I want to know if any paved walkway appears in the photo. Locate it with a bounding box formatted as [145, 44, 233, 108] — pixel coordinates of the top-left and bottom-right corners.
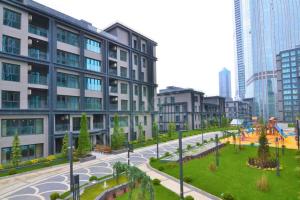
[0, 131, 224, 200]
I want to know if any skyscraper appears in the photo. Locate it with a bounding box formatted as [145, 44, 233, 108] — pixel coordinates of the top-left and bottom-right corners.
[234, 0, 300, 119]
[219, 68, 232, 101]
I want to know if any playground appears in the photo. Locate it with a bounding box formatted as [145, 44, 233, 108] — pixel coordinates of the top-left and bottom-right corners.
[225, 117, 299, 149]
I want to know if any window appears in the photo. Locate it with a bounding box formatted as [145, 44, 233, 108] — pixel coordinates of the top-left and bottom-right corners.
[121, 100, 128, 111]
[2, 35, 20, 55]
[121, 83, 128, 94]
[143, 86, 147, 97]
[85, 57, 101, 72]
[57, 27, 79, 46]
[85, 97, 102, 110]
[175, 105, 180, 112]
[133, 39, 137, 49]
[142, 43, 146, 53]
[57, 50, 79, 68]
[119, 116, 128, 127]
[141, 101, 145, 111]
[120, 50, 127, 62]
[171, 97, 175, 103]
[1, 143, 43, 164]
[56, 95, 79, 110]
[176, 115, 180, 122]
[142, 57, 147, 68]
[2, 91, 20, 109]
[133, 54, 138, 65]
[134, 85, 139, 96]
[120, 67, 128, 78]
[135, 116, 139, 125]
[85, 77, 101, 91]
[141, 72, 144, 81]
[73, 117, 90, 131]
[144, 116, 147, 125]
[85, 38, 101, 53]
[57, 72, 79, 88]
[3, 8, 21, 29]
[132, 69, 136, 80]
[133, 100, 137, 111]
[1, 118, 43, 137]
[2, 62, 20, 82]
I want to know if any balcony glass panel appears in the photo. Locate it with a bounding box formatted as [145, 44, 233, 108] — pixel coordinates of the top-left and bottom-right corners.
[28, 48, 48, 60]
[29, 24, 48, 37]
[28, 72, 48, 85]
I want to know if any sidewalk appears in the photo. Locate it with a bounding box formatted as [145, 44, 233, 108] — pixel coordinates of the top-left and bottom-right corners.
[138, 163, 220, 200]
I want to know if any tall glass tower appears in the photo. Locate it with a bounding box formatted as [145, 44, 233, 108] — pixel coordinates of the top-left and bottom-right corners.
[234, 0, 300, 119]
[219, 68, 232, 101]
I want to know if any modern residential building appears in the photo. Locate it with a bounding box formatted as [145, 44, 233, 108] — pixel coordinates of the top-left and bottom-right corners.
[203, 96, 226, 127]
[233, 0, 300, 119]
[157, 86, 204, 131]
[219, 67, 232, 101]
[0, 0, 157, 163]
[225, 100, 252, 121]
[277, 47, 300, 123]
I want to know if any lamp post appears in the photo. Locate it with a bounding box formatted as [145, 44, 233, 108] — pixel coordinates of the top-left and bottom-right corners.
[127, 142, 133, 166]
[215, 134, 219, 167]
[297, 119, 300, 150]
[156, 131, 159, 159]
[178, 130, 184, 200]
[68, 131, 74, 193]
[275, 137, 280, 177]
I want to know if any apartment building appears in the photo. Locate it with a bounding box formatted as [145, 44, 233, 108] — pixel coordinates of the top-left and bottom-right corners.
[277, 47, 300, 123]
[0, 0, 157, 163]
[203, 96, 226, 126]
[225, 100, 252, 121]
[157, 86, 204, 131]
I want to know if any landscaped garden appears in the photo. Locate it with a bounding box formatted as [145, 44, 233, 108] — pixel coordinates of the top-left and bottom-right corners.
[150, 144, 300, 200]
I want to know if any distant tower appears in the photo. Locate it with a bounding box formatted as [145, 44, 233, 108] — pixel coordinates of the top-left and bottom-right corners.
[219, 68, 232, 101]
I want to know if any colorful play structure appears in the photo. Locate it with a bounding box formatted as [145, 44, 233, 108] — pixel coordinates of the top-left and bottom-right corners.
[226, 117, 298, 149]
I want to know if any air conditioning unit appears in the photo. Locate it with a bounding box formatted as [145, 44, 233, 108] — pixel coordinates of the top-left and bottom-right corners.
[28, 64, 32, 71]
[28, 89, 32, 95]
[28, 39, 32, 45]
[28, 14, 33, 22]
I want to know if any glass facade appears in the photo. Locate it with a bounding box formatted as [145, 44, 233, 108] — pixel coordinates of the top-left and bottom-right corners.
[2, 62, 20, 82]
[57, 27, 79, 46]
[85, 57, 101, 72]
[1, 118, 43, 136]
[85, 97, 102, 110]
[3, 8, 21, 29]
[56, 95, 79, 110]
[57, 50, 80, 68]
[2, 90, 20, 109]
[219, 68, 231, 100]
[85, 38, 101, 53]
[85, 77, 101, 91]
[234, 0, 300, 119]
[57, 72, 79, 88]
[2, 35, 20, 55]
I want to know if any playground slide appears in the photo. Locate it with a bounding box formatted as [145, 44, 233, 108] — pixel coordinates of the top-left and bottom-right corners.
[275, 125, 288, 138]
[247, 128, 254, 133]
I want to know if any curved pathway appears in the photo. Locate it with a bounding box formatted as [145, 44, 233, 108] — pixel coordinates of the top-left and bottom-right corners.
[0, 131, 224, 200]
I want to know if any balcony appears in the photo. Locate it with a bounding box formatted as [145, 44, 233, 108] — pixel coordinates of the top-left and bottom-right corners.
[109, 103, 118, 111]
[55, 124, 70, 132]
[29, 24, 48, 37]
[109, 86, 118, 93]
[28, 98, 48, 109]
[28, 48, 48, 60]
[109, 44, 117, 59]
[93, 122, 104, 129]
[109, 51, 117, 59]
[109, 67, 118, 76]
[28, 73, 48, 85]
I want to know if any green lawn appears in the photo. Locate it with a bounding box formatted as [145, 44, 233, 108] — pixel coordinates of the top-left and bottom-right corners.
[151, 145, 300, 200]
[81, 176, 127, 200]
[116, 184, 179, 200]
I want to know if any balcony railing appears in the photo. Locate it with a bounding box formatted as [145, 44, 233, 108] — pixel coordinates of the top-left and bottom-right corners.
[55, 124, 70, 132]
[28, 73, 48, 85]
[93, 122, 104, 129]
[56, 102, 79, 110]
[109, 104, 118, 111]
[109, 68, 118, 76]
[28, 48, 48, 60]
[29, 24, 48, 37]
[109, 86, 118, 93]
[109, 51, 117, 59]
[28, 99, 48, 109]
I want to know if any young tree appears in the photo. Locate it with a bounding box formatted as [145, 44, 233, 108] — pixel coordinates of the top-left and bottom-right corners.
[11, 133, 21, 167]
[111, 114, 126, 150]
[167, 122, 176, 138]
[138, 123, 145, 143]
[152, 121, 159, 140]
[61, 132, 69, 158]
[258, 126, 270, 162]
[77, 113, 91, 157]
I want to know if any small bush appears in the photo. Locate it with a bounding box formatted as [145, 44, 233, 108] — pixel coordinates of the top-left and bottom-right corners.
[158, 166, 165, 171]
[196, 142, 201, 146]
[184, 195, 194, 200]
[183, 176, 192, 183]
[256, 175, 269, 192]
[50, 192, 60, 200]
[89, 176, 98, 182]
[164, 152, 170, 157]
[250, 142, 255, 147]
[0, 164, 3, 170]
[21, 160, 33, 167]
[150, 157, 156, 162]
[46, 155, 56, 162]
[203, 140, 208, 143]
[221, 193, 235, 200]
[31, 159, 39, 164]
[8, 168, 17, 175]
[38, 157, 48, 163]
[186, 144, 192, 150]
[209, 163, 217, 172]
[43, 161, 51, 167]
[152, 178, 161, 185]
[210, 138, 214, 141]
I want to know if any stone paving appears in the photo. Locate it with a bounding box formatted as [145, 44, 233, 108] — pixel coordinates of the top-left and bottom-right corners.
[1, 131, 223, 200]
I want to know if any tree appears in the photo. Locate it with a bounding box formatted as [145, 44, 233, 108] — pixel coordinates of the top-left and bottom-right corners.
[221, 116, 229, 128]
[152, 121, 159, 140]
[167, 122, 176, 138]
[258, 126, 270, 162]
[138, 123, 145, 143]
[111, 114, 126, 150]
[77, 113, 91, 157]
[61, 132, 69, 158]
[11, 133, 21, 167]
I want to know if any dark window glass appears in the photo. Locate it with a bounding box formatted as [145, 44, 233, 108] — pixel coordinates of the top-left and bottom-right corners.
[85, 38, 101, 53]
[57, 27, 79, 46]
[2, 62, 20, 82]
[85, 77, 101, 91]
[121, 83, 128, 94]
[120, 50, 127, 62]
[56, 50, 79, 68]
[85, 97, 102, 110]
[57, 72, 79, 88]
[56, 95, 79, 110]
[2, 35, 20, 55]
[3, 8, 21, 29]
[1, 118, 43, 136]
[1, 90, 20, 108]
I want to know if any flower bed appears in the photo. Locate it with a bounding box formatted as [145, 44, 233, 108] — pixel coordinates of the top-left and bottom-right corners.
[248, 157, 278, 170]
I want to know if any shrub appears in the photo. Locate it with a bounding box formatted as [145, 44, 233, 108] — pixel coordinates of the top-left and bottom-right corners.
[8, 168, 17, 175]
[31, 159, 39, 164]
[152, 178, 161, 185]
[38, 157, 48, 163]
[210, 138, 214, 142]
[20, 160, 32, 167]
[46, 155, 56, 162]
[186, 144, 192, 150]
[183, 176, 192, 183]
[43, 161, 51, 167]
[3, 163, 13, 169]
[184, 195, 194, 200]
[150, 157, 156, 162]
[164, 152, 170, 157]
[89, 176, 98, 182]
[203, 140, 208, 144]
[0, 164, 3, 170]
[209, 163, 217, 172]
[158, 166, 165, 171]
[221, 193, 235, 200]
[196, 142, 201, 147]
[256, 175, 269, 192]
[250, 142, 255, 147]
[50, 192, 60, 200]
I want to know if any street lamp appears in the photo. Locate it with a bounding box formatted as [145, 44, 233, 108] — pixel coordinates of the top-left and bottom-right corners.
[297, 119, 300, 150]
[68, 131, 74, 193]
[127, 142, 133, 166]
[178, 130, 184, 200]
[215, 134, 219, 167]
[275, 137, 280, 177]
[156, 131, 159, 160]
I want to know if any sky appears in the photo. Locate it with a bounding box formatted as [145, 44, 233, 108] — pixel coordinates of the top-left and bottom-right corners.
[35, 0, 236, 97]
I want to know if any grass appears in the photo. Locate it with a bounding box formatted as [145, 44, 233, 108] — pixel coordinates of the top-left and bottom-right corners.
[116, 184, 179, 200]
[151, 145, 300, 200]
[0, 159, 68, 177]
[80, 176, 127, 200]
